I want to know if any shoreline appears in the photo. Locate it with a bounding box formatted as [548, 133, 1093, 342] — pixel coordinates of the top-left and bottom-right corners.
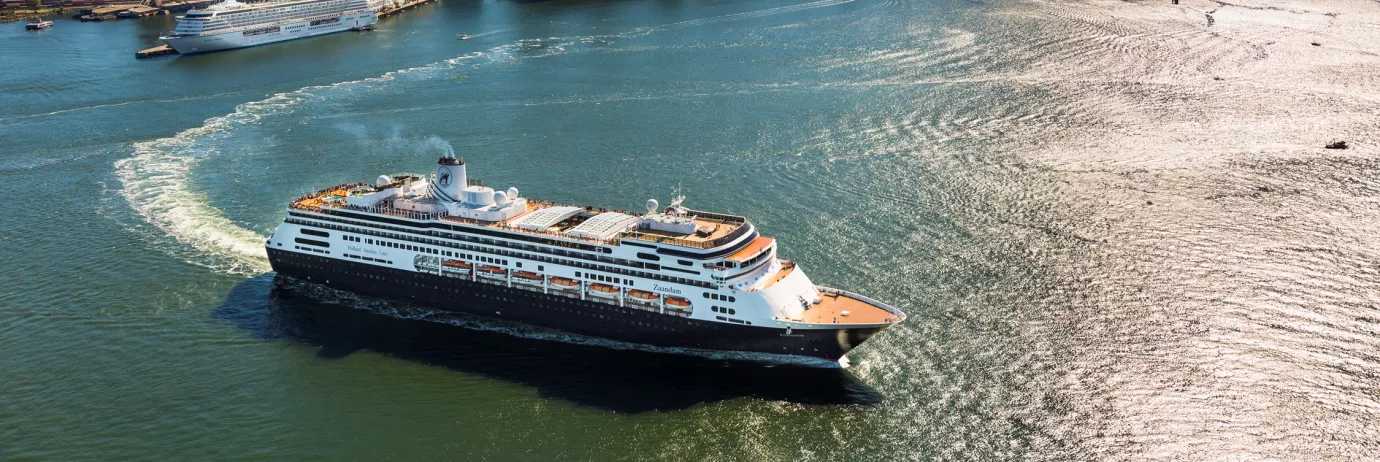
[1, 2, 142, 22]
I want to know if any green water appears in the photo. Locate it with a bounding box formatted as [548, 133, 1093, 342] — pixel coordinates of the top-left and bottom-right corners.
[3, 0, 1379, 459]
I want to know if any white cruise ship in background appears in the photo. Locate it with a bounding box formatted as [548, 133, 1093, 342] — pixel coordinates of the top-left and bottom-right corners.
[161, 0, 380, 54]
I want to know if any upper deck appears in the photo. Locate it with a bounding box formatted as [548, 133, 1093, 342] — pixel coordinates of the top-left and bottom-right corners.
[288, 178, 751, 253]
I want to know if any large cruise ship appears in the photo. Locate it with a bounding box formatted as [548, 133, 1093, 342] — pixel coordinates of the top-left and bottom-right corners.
[265, 151, 906, 361]
[161, 0, 377, 54]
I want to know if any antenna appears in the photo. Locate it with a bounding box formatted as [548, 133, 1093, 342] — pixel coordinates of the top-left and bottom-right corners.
[669, 184, 685, 208]
[665, 185, 688, 219]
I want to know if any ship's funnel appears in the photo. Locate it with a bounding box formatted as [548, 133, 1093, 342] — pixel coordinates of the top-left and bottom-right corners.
[433, 155, 466, 202]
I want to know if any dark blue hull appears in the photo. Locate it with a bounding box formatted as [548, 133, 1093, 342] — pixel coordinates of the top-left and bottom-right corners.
[266, 248, 883, 360]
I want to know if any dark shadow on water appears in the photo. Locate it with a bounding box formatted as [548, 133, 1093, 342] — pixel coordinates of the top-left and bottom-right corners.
[213, 274, 883, 413]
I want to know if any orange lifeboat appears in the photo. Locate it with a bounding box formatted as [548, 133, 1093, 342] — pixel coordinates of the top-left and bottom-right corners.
[665, 297, 690, 307]
[513, 270, 543, 285]
[549, 276, 579, 289]
[477, 265, 507, 279]
[442, 259, 471, 269]
[627, 289, 660, 301]
[588, 283, 619, 298]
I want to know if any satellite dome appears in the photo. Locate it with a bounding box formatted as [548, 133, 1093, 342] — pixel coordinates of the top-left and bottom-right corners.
[376, 175, 393, 187]
[646, 199, 659, 214]
[507, 187, 519, 199]
[493, 191, 509, 206]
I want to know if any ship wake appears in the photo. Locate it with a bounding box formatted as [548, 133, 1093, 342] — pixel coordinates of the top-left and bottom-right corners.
[113, 0, 860, 276]
[114, 52, 491, 275]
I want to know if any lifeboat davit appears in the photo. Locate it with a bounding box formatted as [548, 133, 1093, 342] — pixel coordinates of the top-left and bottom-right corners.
[549, 276, 579, 289]
[478, 265, 507, 279]
[627, 289, 660, 301]
[665, 296, 690, 307]
[588, 283, 619, 298]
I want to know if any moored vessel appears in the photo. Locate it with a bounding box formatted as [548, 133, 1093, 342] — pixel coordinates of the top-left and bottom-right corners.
[160, 0, 378, 54]
[266, 149, 905, 361]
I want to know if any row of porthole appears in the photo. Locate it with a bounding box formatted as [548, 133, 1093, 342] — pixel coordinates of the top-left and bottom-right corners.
[294, 245, 329, 255]
[715, 315, 752, 325]
[290, 253, 720, 331]
[335, 256, 708, 328]
[427, 274, 686, 331]
[344, 246, 663, 314]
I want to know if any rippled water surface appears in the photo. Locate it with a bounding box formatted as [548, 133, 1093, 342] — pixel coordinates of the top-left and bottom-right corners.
[3, 0, 1379, 459]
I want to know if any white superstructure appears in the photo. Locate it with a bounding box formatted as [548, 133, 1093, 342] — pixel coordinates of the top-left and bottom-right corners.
[160, 0, 378, 54]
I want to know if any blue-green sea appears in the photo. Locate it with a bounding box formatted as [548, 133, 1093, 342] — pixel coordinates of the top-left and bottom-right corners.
[3, 0, 1379, 459]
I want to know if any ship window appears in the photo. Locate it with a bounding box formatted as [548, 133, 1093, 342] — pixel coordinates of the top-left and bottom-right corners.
[703, 292, 709, 299]
[295, 237, 329, 247]
[538, 265, 544, 271]
[516, 262, 522, 268]
[729, 296, 736, 302]
[300, 228, 329, 237]
[678, 260, 692, 266]
[575, 272, 581, 277]
[636, 252, 660, 261]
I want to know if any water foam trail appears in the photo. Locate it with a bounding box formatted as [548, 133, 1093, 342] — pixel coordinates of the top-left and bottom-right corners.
[112, 0, 859, 276]
[115, 50, 493, 275]
[456, 28, 513, 40]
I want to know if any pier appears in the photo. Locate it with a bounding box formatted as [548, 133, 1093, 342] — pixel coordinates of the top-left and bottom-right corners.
[135, 44, 176, 59]
[376, 0, 435, 19]
[73, 0, 212, 21]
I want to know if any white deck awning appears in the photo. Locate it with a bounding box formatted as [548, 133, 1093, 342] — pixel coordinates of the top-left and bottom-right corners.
[510, 206, 583, 231]
[566, 212, 639, 240]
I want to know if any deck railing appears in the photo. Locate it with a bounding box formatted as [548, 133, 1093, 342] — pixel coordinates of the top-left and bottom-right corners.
[816, 285, 907, 322]
[624, 221, 753, 250]
[289, 184, 754, 252]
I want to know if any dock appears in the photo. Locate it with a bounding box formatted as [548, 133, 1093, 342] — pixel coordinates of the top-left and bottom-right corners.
[117, 5, 159, 18]
[135, 44, 177, 59]
[377, 0, 436, 19]
[73, 0, 213, 21]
